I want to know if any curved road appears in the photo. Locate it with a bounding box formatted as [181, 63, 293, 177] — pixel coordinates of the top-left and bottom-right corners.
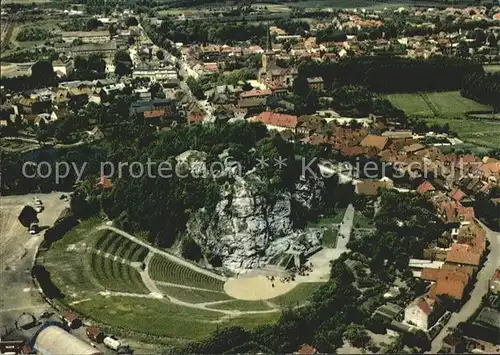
[429, 221, 500, 353]
[97, 225, 227, 281]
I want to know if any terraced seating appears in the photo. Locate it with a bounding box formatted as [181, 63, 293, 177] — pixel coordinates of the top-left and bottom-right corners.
[93, 231, 148, 262]
[89, 253, 149, 294]
[149, 254, 224, 291]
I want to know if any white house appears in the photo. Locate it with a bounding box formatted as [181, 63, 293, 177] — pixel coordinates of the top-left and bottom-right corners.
[404, 296, 443, 330]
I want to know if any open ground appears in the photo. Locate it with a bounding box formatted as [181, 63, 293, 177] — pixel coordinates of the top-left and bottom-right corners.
[0, 192, 69, 328]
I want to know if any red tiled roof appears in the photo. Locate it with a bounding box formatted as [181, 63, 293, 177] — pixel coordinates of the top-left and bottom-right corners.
[417, 181, 435, 195]
[421, 268, 439, 281]
[96, 176, 113, 189]
[143, 109, 165, 119]
[62, 311, 78, 322]
[256, 111, 298, 129]
[240, 89, 272, 99]
[188, 114, 204, 123]
[341, 145, 365, 156]
[360, 134, 388, 150]
[446, 243, 481, 266]
[451, 189, 466, 202]
[416, 297, 434, 315]
[296, 344, 318, 355]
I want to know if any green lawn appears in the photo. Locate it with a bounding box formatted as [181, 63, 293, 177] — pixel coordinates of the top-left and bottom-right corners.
[322, 228, 338, 248]
[424, 91, 490, 116]
[423, 118, 500, 149]
[353, 212, 374, 229]
[268, 282, 323, 307]
[157, 285, 232, 303]
[387, 91, 490, 118]
[387, 93, 434, 117]
[206, 300, 273, 311]
[74, 296, 278, 341]
[307, 209, 344, 247]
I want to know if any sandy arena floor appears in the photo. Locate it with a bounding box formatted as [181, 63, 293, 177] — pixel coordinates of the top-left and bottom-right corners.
[224, 248, 345, 300]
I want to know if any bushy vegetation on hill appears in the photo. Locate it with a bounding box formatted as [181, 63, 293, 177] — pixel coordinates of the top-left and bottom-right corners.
[299, 57, 483, 93]
[16, 27, 52, 42]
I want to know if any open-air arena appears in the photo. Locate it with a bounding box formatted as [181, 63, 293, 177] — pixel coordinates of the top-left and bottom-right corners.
[1, 207, 339, 343]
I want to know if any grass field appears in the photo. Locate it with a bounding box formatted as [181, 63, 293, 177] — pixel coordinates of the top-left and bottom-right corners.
[207, 300, 273, 311]
[484, 65, 500, 73]
[268, 282, 323, 307]
[386, 91, 491, 118]
[157, 285, 232, 303]
[423, 118, 500, 149]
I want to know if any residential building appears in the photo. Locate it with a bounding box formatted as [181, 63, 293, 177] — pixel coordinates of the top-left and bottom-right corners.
[360, 134, 388, 151]
[355, 179, 393, 196]
[52, 58, 74, 77]
[61, 31, 111, 44]
[404, 295, 443, 329]
[69, 41, 118, 57]
[253, 111, 298, 132]
[306, 77, 324, 91]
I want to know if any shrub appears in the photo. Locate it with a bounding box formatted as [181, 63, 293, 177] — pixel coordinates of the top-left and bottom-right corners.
[181, 237, 202, 261]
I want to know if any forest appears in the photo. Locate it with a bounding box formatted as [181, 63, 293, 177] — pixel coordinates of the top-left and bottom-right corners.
[298, 56, 484, 93]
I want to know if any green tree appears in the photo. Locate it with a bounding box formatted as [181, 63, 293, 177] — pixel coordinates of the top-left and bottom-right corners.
[343, 324, 371, 348]
[86, 18, 103, 31]
[156, 49, 164, 61]
[125, 16, 138, 27]
[181, 237, 202, 261]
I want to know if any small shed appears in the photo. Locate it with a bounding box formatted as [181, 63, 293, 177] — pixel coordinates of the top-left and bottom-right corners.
[62, 311, 81, 329]
[86, 327, 105, 343]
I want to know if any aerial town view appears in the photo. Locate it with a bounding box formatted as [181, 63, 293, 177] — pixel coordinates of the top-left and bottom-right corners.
[0, 0, 499, 354]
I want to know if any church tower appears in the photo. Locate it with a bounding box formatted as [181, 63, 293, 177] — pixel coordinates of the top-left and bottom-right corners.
[261, 23, 274, 74]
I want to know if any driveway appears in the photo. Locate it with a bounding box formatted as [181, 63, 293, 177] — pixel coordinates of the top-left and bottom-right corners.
[429, 221, 500, 353]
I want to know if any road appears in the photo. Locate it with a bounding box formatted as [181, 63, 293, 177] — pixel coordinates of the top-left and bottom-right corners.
[336, 204, 355, 250]
[97, 225, 227, 281]
[429, 221, 500, 353]
[138, 21, 216, 122]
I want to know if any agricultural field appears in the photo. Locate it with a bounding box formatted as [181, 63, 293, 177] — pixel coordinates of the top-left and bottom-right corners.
[386, 91, 491, 118]
[423, 118, 500, 149]
[484, 64, 500, 73]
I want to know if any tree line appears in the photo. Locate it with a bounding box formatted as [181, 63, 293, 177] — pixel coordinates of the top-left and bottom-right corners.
[461, 72, 500, 112]
[298, 56, 484, 93]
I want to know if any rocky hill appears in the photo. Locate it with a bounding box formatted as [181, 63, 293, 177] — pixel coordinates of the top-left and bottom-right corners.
[187, 173, 324, 274]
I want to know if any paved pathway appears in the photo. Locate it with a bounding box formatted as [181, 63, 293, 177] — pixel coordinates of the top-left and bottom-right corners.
[139, 251, 164, 298]
[429, 221, 500, 353]
[336, 204, 355, 249]
[97, 225, 227, 281]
